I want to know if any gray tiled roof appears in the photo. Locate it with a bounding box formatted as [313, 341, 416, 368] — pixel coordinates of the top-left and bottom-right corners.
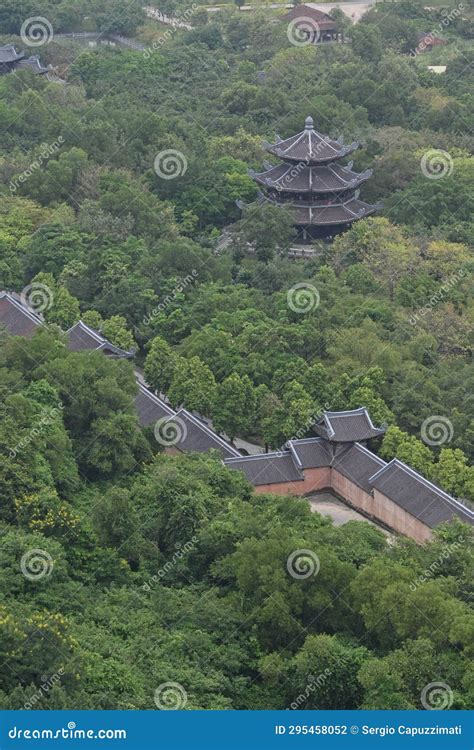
[369, 459, 474, 528]
[283, 5, 338, 30]
[134, 382, 175, 427]
[287, 438, 332, 469]
[314, 408, 385, 442]
[16, 56, 49, 74]
[66, 321, 134, 358]
[264, 116, 357, 165]
[332, 442, 387, 493]
[0, 45, 24, 64]
[251, 163, 372, 194]
[290, 198, 378, 226]
[224, 451, 304, 486]
[0, 291, 43, 337]
[173, 409, 241, 459]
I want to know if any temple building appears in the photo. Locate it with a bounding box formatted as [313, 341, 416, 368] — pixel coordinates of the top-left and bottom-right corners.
[283, 6, 340, 43]
[224, 409, 474, 543]
[1, 289, 472, 543]
[249, 116, 380, 241]
[0, 44, 49, 77]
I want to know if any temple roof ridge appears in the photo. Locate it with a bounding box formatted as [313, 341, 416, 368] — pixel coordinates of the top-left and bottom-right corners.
[264, 117, 358, 165]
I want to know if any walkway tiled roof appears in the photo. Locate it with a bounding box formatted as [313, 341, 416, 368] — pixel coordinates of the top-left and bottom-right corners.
[224, 451, 304, 486]
[134, 382, 175, 427]
[369, 459, 474, 528]
[173, 409, 241, 459]
[332, 443, 386, 493]
[0, 291, 43, 337]
[66, 320, 134, 358]
[287, 437, 332, 469]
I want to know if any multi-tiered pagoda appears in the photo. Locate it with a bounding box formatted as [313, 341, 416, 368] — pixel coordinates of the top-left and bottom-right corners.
[249, 116, 380, 241]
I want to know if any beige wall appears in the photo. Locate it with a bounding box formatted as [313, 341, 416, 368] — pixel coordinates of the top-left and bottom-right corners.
[254, 467, 331, 496]
[372, 489, 432, 543]
[331, 470, 374, 517]
[253, 466, 433, 543]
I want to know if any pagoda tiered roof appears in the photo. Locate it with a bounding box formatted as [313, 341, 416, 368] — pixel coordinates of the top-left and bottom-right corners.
[261, 193, 380, 226]
[250, 160, 372, 194]
[264, 116, 357, 165]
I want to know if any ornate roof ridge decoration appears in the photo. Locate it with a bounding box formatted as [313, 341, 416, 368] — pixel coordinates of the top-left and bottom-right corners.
[247, 117, 380, 238]
[264, 116, 358, 165]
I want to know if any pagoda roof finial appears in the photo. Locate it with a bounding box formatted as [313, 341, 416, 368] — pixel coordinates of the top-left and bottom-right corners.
[305, 116, 314, 130]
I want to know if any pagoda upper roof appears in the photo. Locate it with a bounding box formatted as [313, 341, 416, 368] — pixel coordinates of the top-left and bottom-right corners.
[250, 160, 372, 194]
[0, 44, 25, 64]
[264, 116, 357, 165]
[261, 193, 380, 226]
